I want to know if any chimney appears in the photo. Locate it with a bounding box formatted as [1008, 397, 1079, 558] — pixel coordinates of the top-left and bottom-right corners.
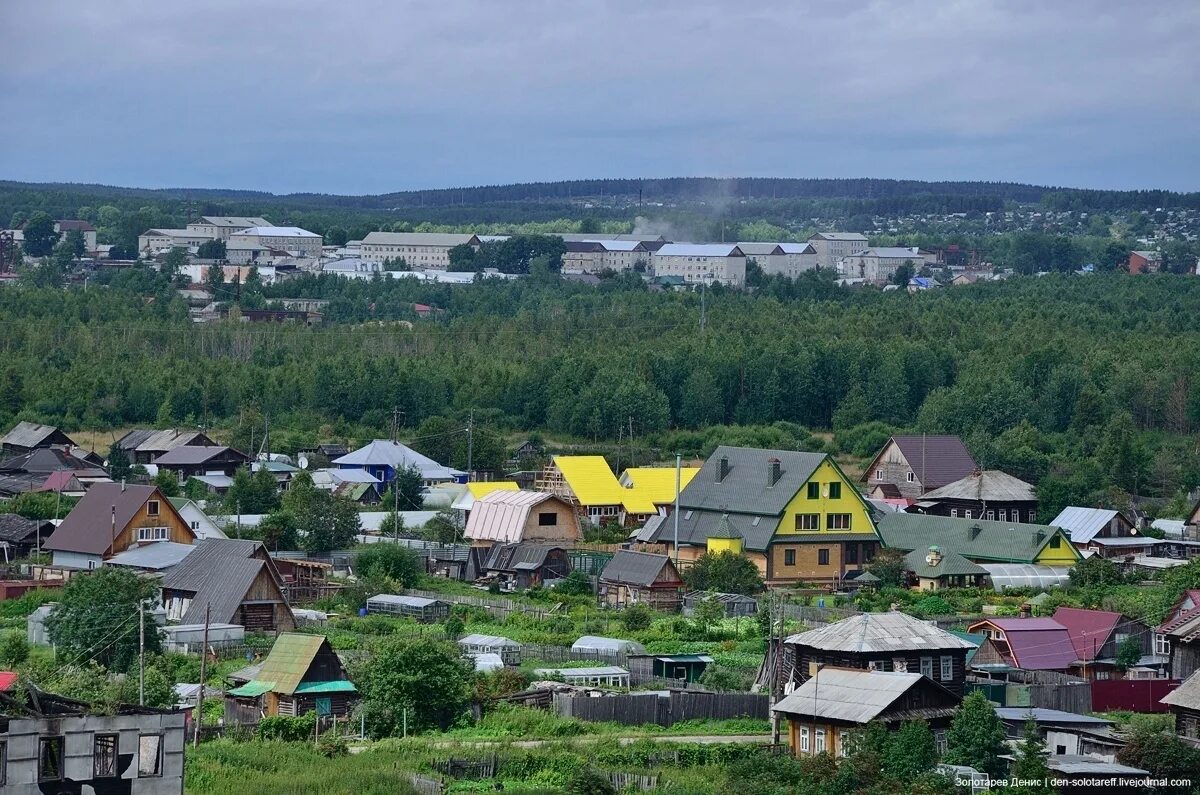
[969, 523, 982, 540]
[716, 456, 730, 483]
[1033, 530, 1045, 545]
[767, 457, 782, 488]
[925, 546, 942, 567]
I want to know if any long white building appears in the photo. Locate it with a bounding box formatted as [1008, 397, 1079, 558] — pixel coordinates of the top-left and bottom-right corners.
[185, 216, 271, 240]
[736, 242, 819, 277]
[808, 232, 869, 269]
[651, 243, 747, 287]
[839, 247, 923, 283]
[561, 240, 654, 274]
[228, 226, 323, 258]
[360, 232, 481, 267]
[137, 228, 216, 255]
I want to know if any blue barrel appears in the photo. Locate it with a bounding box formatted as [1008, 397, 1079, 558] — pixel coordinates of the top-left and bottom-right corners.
[818, 598, 825, 608]
[359, 607, 368, 617]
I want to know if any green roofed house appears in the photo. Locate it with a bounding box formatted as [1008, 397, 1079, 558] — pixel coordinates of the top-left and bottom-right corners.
[225, 633, 356, 723]
[902, 546, 990, 590]
[876, 513, 1080, 567]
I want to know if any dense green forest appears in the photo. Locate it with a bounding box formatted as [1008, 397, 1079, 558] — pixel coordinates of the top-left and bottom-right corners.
[2, 271, 1200, 519]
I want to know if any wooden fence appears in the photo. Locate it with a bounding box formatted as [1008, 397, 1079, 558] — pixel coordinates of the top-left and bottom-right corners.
[554, 691, 769, 727]
[610, 773, 659, 790]
[404, 588, 553, 620]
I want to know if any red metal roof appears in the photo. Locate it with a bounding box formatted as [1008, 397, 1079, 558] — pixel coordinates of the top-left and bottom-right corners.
[0, 671, 18, 691]
[888, 435, 977, 489]
[1052, 607, 1122, 661]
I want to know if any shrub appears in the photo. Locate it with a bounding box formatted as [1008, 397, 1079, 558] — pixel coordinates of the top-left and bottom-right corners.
[621, 603, 655, 631]
[258, 713, 317, 742]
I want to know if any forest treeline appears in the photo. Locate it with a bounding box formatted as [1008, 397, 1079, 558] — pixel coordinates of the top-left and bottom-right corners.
[2, 272, 1200, 517]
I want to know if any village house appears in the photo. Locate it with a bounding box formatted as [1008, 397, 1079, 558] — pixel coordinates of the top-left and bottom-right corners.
[0, 681, 186, 794]
[860, 435, 978, 501]
[994, 708, 1126, 761]
[333, 440, 465, 488]
[42, 483, 196, 570]
[535, 456, 657, 527]
[225, 634, 357, 723]
[167, 497, 226, 540]
[450, 480, 520, 517]
[966, 617, 1078, 672]
[650, 243, 747, 287]
[784, 611, 975, 696]
[463, 490, 581, 548]
[0, 422, 76, 456]
[908, 469, 1039, 522]
[161, 538, 295, 633]
[598, 550, 684, 612]
[1161, 670, 1200, 745]
[902, 546, 989, 590]
[151, 445, 249, 481]
[479, 543, 572, 590]
[112, 429, 218, 466]
[1128, 250, 1162, 274]
[0, 514, 54, 561]
[807, 232, 869, 270]
[636, 446, 879, 586]
[773, 668, 961, 758]
[617, 466, 700, 513]
[359, 231, 481, 267]
[877, 513, 1078, 567]
[0, 446, 111, 498]
[1157, 589, 1200, 679]
[1050, 506, 1140, 558]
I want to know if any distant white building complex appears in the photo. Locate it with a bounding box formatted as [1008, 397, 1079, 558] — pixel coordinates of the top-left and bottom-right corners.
[359, 232, 481, 268]
[808, 232, 869, 270]
[650, 243, 748, 287]
[840, 247, 923, 283]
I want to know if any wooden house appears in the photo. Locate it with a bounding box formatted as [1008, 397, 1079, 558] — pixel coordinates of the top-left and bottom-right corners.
[1050, 507, 1139, 558]
[0, 422, 76, 456]
[112, 428, 218, 466]
[1157, 590, 1200, 680]
[464, 490, 581, 548]
[161, 539, 295, 633]
[635, 446, 880, 586]
[784, 612, 975, 696]
[908, 469, 1038, 522]
[598, 550, 684, 612]
[0, 514, 55, 560]
[480, 543, 571, 590]
[534, 455, 657, 527]
[1051, 607, 1156, 679]
[1161, 670, 1200, 745]
[42, 483, 197, 570]
[152, 445, 249, 480]
[860, 435, 977, 500]
[225, 634, 357, 722]
[772, 668, 961, 758]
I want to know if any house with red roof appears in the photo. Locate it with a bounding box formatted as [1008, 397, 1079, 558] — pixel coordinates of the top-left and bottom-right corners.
[969, 608, 1157, 678]
[967, 617, 1079, 672]
[1052, 607, 1155, 680]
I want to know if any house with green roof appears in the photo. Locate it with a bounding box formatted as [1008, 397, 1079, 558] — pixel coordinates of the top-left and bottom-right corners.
[225, 633, 356, 722]
[636, 446, 880, 585]
[902, 546, 989, 590]
[876, 513, 1080, 567]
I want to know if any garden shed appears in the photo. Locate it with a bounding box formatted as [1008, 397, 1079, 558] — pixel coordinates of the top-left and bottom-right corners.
[458, 633, 522, 665]
[682, 590, 759, 618]
[365, 593, 451, 623]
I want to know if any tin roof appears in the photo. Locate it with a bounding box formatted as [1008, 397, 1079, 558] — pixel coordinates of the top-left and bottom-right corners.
[654, 243, 743, 257]
[772, 668, 939, 723]
[967, 618, 1078, 670]
[367, 594, 446, 608]
[618, 467, 699, 505]
[334, 440, 465, 481]
[254, 633, 331, 696]
[106, 541, 195, 571]
[876, 513, 1077, 564]
[786, 612, 974, 653]
[153, 445, 240, 466]
[903, 547, 987, 578]
[921, 470, 1036, 503]
[599, 549, 680, 587]
[161, 538, 287, 625]
[44, 483, 192, 555]
[1049, 507, 1126, 544]
[465, 490, 565, 543]
[1160, 670, 1200, 709]
[1051, 607, 1123, 661]
[1, 422, 73, 450]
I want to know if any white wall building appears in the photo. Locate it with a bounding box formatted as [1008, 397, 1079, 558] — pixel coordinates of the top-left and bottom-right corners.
[137, 229, 214, 256]
[360, 232, 480, 267]
[651, 243, 747, 287]
[228, 226, 322, 258]
[185, 216, 271, 240]
[840, 247, 924, 283]
[808, 232, 869, 270]
[561, 240, 650, 274]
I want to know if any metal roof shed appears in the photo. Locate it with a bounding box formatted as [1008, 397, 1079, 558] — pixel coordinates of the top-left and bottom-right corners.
[366, 593, 451, 623]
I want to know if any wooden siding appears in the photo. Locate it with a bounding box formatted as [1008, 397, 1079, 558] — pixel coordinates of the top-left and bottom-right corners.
[521, 498, 583, 544]
[111, 490, 194, 555]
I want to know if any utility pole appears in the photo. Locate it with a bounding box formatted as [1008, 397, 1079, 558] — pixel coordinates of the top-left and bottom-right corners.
[699, 287, 706, 333]
[466, 410, 474, 476]
[138, 601, 145, 706]
[673, 454, 681, 568]
[627, 416, 634, 468]
[194, 604, 211, 748]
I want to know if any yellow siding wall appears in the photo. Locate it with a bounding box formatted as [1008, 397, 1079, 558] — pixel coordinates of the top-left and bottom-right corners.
[1034, 534, 1081, 565]
[775, 460, 876, 538]
[707, 537, 743, 554]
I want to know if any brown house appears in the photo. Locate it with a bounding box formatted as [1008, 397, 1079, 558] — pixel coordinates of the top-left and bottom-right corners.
[598, 550, 684, 612]
[0, 422, 77, 456]
[860, 435, 977, 500]
[161, 538, 295, 633]
[112, 428, 218, 466]
[480, 543, 571, 590]
[225, 633, 356, 723]
[42, 483, 196, 570]
[463, 490, 581, 547]
[908, 469, 1038, 523]
[1128, 250, 1161, 274]
[152, 445, 249, 480]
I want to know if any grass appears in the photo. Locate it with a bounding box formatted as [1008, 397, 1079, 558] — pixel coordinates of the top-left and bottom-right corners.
[438, 704, 769, 741]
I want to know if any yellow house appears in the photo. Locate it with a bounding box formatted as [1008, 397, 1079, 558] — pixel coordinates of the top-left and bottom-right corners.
[635, 446, 879, 585]
[535, 456, 657, 526]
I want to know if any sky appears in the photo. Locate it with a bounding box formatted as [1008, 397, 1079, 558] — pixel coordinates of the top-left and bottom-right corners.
[1, 0, 1198, 195]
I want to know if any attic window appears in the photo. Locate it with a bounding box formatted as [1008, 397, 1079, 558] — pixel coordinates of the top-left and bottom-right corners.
[684, 510, 693, 520]
[1049, 535, 1061, 548]
[147, 500, 160, 516]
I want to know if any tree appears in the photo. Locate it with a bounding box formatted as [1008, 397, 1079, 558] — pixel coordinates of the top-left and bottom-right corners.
[161, 247, 188, 280]
[1097, 412, 1149, 493]
[196, 239, 226, 261]
[45, 567, 161, 671]
[1117, 723, 1200, 781]
[1068, 555, 1123, 588]
[892, 260, 915, 286]
[63, 229, 87, 260]
[681, 551, 765, 595]
[443, 613, 464, 640]
[1115, 635, 1142, 670]
[565, 767, 617, 795]
[555, 570, 593, 596]
[0, 630, 29, 667]
[421, 510, 459, 544]
[883, 720, 938, 780]
[1006, 718, 1053, 795]
[1, 491, 77, 520]
[692, 595, 726, 637]
[865, 547, 907, 588]
[107, 446, 132, 482]
[142, 666, 175, 709]
[390, 464, 426, 511]
[354, 543, 422, 587]
[22, 212, 59, 257]
[204, 263, 225, 298]
[942, 690, 1009, 777]
[254, 510, 300, 549]
[446, 243, 477, 271]
[359, 637, 472, 736]
[153, 469, 180, 498]
[621, 602, 654, 631]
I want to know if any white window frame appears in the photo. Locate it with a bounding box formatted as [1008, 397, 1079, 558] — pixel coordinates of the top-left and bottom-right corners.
[906, 472, 915, 483]
[1154, 633, 1170, 656]
[920, 656, 933, 678]
[838, 730, 850, 757]
[800, 726, 810, 753]
[950, 509, 958, 518]
[998, 509, 1007, 522]
[940, 655, 953, 681]
[875, 469, 883, 481]
[815, 729, 826, 754]
[964, 510, 973, 519]
[137, 526, 169, 542]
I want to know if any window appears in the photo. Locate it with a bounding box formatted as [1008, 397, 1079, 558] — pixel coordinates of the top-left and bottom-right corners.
[875, 469, 883, 481]
[784, 549, 796, 566]
[906, 472, 915, 483]
[998, 509, 1007, 522]
[935, 730, 948, 755]
[191, 521, 200, 531]
[1049, 535, 1061, 548]
[138, 526, 169, 542]
[39, 737, 64, 781]
[94, 733, 119, 778]
[1029, 511, 1037, 522]
[920, 656, 933, 678]
[815, 729, 826, 754]
[147, 500, 160, 516]
[940, 655, 953, 681]
[828, 482, 841, 499]
[986, 510, 994, 520]
[893, 658, 907, 672]
[537, 512, 557, 526]
[807, 482, 820, 500]
[950, 509, 958, 518]
[1155, 633, 1171, 656]
[138, 735, 163, 777]
[800, 726, 810, 753]
[818, 549, 829, 566]
[838, 730, 850, 757]
[964, 510, 973, 519]
[845, 543, 858, 564]
[795, 513, 819, 531]
[826, 514, 851, 530]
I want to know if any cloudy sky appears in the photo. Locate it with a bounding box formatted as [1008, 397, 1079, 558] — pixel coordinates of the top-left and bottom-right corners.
[1, 0, 1197, 194]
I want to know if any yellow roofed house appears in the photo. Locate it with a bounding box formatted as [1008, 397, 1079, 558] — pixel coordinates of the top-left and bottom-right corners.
[536, 456, 662, 526]
[619, 466, 700, 510]
[450, 480, 520, 516]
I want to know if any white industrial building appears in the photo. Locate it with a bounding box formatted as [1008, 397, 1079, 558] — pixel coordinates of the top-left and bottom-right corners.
[839, 247, 924, 283]
[807, 232, 869, 270]
[228, 226, 323, 258]
[651, 243, 747, 287]
[360, 232, 481, 267]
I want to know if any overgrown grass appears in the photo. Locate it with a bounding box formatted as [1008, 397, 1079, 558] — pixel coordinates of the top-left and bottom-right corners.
[439, 704, 769, 741]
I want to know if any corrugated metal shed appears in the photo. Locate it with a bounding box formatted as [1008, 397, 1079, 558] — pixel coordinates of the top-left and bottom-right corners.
[465, 490, 561, 543]
[785, 612, 974, 653]
[599, 549, 678, 587]
[772, 668, 929, 723]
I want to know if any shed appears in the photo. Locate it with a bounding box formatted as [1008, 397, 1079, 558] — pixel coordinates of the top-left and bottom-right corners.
[598, 550, 684, 612]
[365, 593, 451, 623]
[225, 633, 357, 722]
[162, 623, 244, 653]
[682, 590, 759, 618]
[458, 634, 521, 665]
[629, 653, 714, 682]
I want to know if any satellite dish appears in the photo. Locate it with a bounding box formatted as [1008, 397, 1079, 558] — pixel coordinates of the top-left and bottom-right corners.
[298, 454, 310, 470]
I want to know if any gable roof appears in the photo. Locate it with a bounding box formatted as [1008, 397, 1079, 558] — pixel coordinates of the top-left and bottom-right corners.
[903, 547, 987, 579]
[772, 668, 954, 723]
[679, 446, 829, 516]
[599, 550, 679, 587]
[193, 216, 271, 228]
[862, 436, 976, 489]
[114, 429, 214, 454]
[1, 422, 74, 450]
[1158, 589, 1200, 634]
[876, 513, 1077, 564]
[231, 226, 321, 238]
[639, 508, 779, 551]
[1051, 607, 1124, 661]
[550, 456, 656, 514]
[1160, 670, 1200, 710]
[161, 538, 288, 625]
[0, 514, 51, 544]
[152, 445, 240, 466]
[967, 618, 1079, 670]
[0, 447, 106, 475]
[44, 483, 192, 555]
[465, 490, 567, 543]
[252, 633, 337, 695]
[333, 440, 465, 480]
[619, 467, 700, 506]
[921, 470, 1036, 503]
[482, 543, 564, 573]
[654, 243, 744, 257]
[106, 541, 195, 571]
[1049, 507, 1128, 544]
[784, 611, 974, 653]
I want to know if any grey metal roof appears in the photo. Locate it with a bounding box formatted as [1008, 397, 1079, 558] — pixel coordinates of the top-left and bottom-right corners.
[0, 514, 50, 543]
[1045, 756, 1148, 775]
[920, 470, 1036, 503]
[785, 612, 974, 653]
[1160, 670, 1200, 709]
[482, 543, 562, 572]
[534, 666, 629, 678]
[45, 483, 189, 555]
[107, 541, 195, 570]
[114, 429, 213, 454]
[772, 668, 926, 723]
[735, 242, 786, 256]
[1050, 507, 1125, 544]
[599, 549, 677, 587]
[994, 708, 1110, 725]
[571, 636, 646, 654]
[642, 509, 778, 551]
[876, 513, 1071, 564]
[194, 216, 271, 228]
[680, 446, 829, 516]
[903, 547, 987, 578]
[333, 440, 465, 480]
[1, 422, 71, 450]
[361, 231, 478, 247]
[153, 445, 238, 466]
[161, 538, 283, 625]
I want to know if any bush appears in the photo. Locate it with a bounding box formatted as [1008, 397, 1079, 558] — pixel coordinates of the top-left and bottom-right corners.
[257, 713, 317, 742]
[555, 570, 593, 597]
[0, 630, 30, 667]
[354, 544, 422, 587]
[621, 602, 655, 631]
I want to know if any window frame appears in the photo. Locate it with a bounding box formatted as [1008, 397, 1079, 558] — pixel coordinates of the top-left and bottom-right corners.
[147, 499, 160, 516]
[800, 726, 810, 753]
[828, 482, 842, 500]
[817, 548, 830, 566]
[826, 513, 851, 530]
[94, 732, 119, 778]
[940, 655, 954, 681]
[807, 482, 820, 500]
[138, 734, 164, 778]
[920, 656, 933, 678]
[814, 728, 826, 754]
[783, 548, 796, 567]
[795, 513, 820, 531]
[39, 736, 64, 782]
[875, 469, 883, 481]
[906, 472, 915, 483]
[537, 512, 557, 527]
